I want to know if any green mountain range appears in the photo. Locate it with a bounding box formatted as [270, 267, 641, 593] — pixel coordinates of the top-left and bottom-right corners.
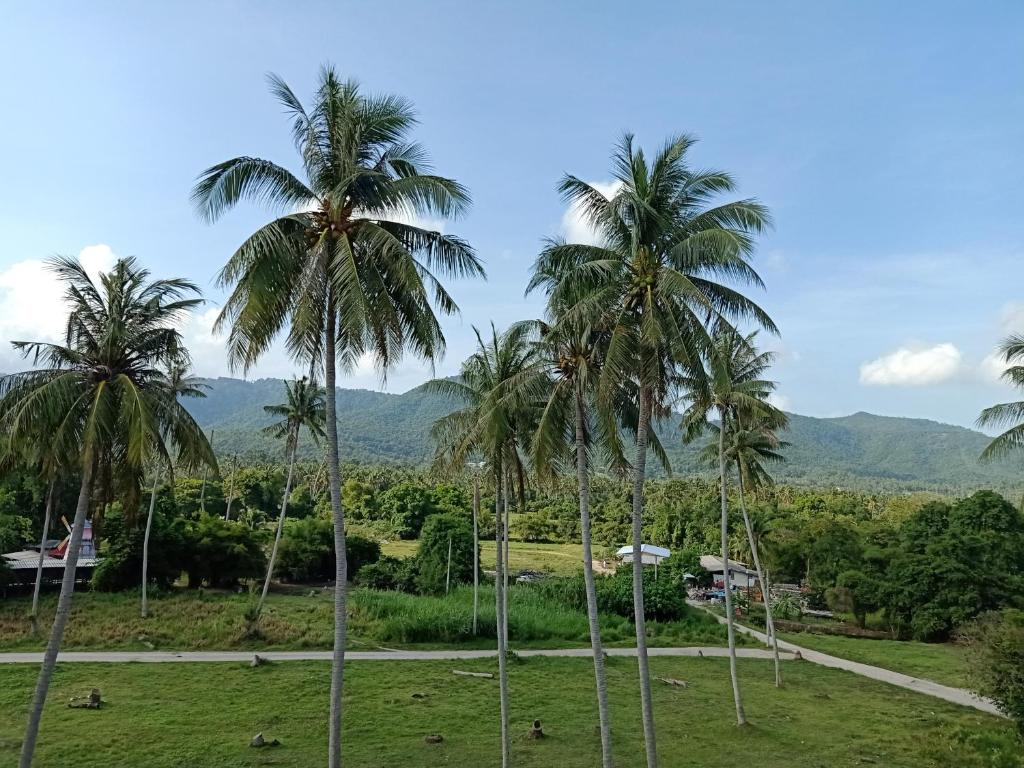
[185, 377, 1020, 494]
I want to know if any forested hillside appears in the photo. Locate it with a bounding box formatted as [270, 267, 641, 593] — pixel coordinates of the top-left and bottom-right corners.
[186, 377, 1020, 493]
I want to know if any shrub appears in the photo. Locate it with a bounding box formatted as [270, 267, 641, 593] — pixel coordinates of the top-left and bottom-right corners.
[181, 515, 266, 588]
[276, 517, 380, 582]
[92, 502, 187, 592]
[961, 609, 1024, 736]
[0, 513, 32, 553]
[532, 567, 688, 622]
[357, 556, 417, 592]
[415, 513, 475, 595]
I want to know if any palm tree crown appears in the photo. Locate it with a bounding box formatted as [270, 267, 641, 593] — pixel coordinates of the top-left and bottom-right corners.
[192, 65, 484, 375]
[978, 334, 1024, 460]
[262, 375, 328, 453]
[0, 256, 213, 481]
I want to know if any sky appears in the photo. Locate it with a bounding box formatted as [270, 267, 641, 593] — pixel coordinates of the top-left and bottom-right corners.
[0, 1, 1021, 430]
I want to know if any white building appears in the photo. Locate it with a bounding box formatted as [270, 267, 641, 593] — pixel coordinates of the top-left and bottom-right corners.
[700, 555, 758, 590]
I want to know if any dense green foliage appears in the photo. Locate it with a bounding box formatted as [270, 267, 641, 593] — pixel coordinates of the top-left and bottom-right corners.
[275, 518, 380, 583]
[180, 516, 266, 589]
[92, 501, 186, 592]
[962, 609, 1024, 735]
[180, 377, 1021, 493]
[413, 513, 475, 594]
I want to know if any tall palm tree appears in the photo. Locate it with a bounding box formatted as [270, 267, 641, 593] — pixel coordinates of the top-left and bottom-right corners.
[979, 334, 1024, 459]
[141, 361, 213, 618]
[509, 317, 619, 768]
[428, 323, 540, 768]
[258, 376, 327, 615]
[192, 66, 481, 768]
[707, 417, 787, 686]
[535, 134, 774, 762]
[682, 328, 783, 724]
[0, 256, 210, 768]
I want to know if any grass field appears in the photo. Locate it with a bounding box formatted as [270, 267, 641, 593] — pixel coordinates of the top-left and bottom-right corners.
[381, 539, 587, 576]
[778, 632, 972, 688]
[0, 656, 1017, 768]
[0, 586, 736, 652]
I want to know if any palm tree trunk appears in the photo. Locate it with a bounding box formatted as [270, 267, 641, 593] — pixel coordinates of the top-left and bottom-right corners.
[141, 470, 160, 618]
[736, 475, 782, 687]
[494, 458, 511, 768]
[631, 386, 657, 768]
[19, 458, 94, 768]
[199, 428, 213, 514]
[718, 411, 747, 726]
[259, 436, 298, 616]
[30, 479, 56, 636]
[577, 389, 613, 768]
[472, 474, 480, 636]
[502, 470, 510, 647]
[325, 300, 349, 768]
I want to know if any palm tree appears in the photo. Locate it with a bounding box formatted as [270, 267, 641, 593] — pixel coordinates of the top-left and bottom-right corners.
[682, 327, 783, 724]
[141, 361, 214, 618]
[711, 418, 787, 687]
[258, 376, 327, 616]
[192, 65, 481, 768]
[535, 134, 774, 762]
[466, 459, 487, 635]
[509, 316, 619, 768]
[428, 323, 541, 768]
[979, 334, 1024, 459]
[0, 256, 210, 768]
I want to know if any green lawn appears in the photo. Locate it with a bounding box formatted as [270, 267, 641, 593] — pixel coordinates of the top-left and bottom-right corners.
[381, 539, 587, 577]
[0, 656, 1017, 768]
[0, 587, 736, 652]
[778, 632, 972, 688]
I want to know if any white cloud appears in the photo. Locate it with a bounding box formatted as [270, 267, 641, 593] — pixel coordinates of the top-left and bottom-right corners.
[859, 343, 963, 387]
[559, 180, 621, 245]
[0, 245, 117, 371]
[768, 392, 792, 411]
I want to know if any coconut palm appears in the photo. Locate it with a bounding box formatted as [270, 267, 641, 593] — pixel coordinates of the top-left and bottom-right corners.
[428, 323, 541, 768]
[509, 317, 620, 768]
[707, 418, 787, 687]
[682, 327, 783, 724]
[978, 334, 1024, 459]
[0, 256, 210, 768]
[141, 361, 213, 618]
[535, 134, 774, 762]
[192, 65, 481, 768]
[257, 376, 327, 616]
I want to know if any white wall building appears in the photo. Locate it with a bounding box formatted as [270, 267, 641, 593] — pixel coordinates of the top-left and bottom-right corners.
[700, 555, 758, 589]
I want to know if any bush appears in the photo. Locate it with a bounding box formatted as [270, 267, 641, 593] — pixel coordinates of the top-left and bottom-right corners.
[357, 556, 417, 592]
[0, 513, 33, 553]
[92, 502, 187, 592]
[414, 513, 475, 595]
[181, 515, 266, 588]
[532, 567, 688, 622]
[276, 517, 380, 582]
[962, 609, 1024, 736]
[379, 482, 436, 539]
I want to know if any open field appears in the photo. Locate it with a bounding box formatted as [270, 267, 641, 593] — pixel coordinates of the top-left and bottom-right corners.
[0, 587, 736, 652]
[380, 539, 588, 576]
[777, 631, 972, 688]
[0, 656, 1017, 768]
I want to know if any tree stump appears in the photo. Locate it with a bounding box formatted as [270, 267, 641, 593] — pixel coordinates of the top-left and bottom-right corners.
[68, 689, 102, 709]
[424, 734, 444, 744]
[527, 719, 545, 739]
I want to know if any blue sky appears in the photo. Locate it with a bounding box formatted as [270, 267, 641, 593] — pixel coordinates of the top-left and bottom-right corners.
[1, 1, 1021, 429]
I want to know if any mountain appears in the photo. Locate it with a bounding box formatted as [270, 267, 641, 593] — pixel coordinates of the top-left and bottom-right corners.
[186, 377, 1021, 494]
